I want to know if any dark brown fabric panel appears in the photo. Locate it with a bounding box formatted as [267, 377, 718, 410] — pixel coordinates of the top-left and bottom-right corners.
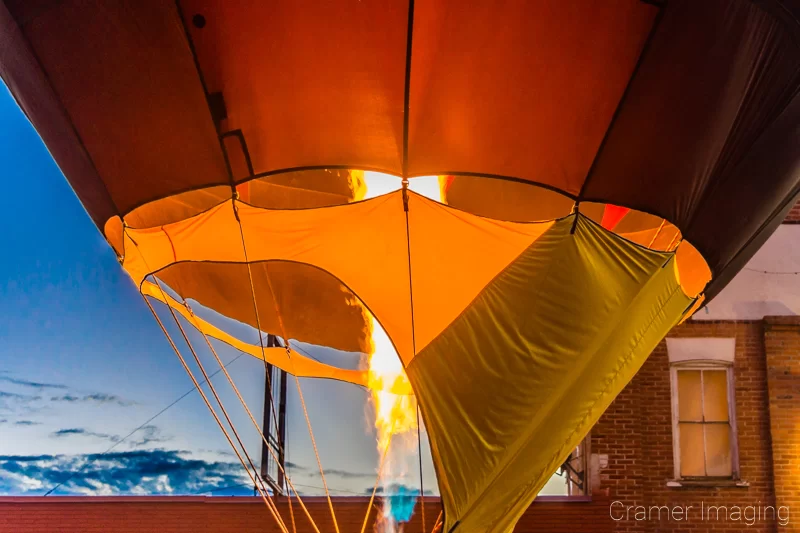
[695, 91, 800, 299]
[181, 0, 408, 177]
[9, 0, 229, 217]
[583, 0, 800, 265]
[0, 0, 117, 226]
[406, 0, 657, 192]
[157, 261, 370, 354]
[704, 188, 800, 303]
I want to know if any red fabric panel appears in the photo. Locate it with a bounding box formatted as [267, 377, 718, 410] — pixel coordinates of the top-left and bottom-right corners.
[601, 205, 630, 230]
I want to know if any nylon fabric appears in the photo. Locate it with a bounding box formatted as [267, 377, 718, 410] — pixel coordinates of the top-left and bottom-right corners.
[122, 191, 551, 362]
[406, 215, 693, 533]
[139, 281, 413, 393]
[3, 0, 800, 298]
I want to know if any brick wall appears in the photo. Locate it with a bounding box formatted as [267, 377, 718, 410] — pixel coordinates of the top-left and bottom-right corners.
[764, 316, 800, 531]
[0, 495, 614, 533]
[1, 319, 793, 532]
[785, 201, 800, 223]
[593, 321, 781, 532]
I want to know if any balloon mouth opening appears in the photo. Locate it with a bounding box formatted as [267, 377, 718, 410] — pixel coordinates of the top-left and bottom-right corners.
[105, 168, 711, 301]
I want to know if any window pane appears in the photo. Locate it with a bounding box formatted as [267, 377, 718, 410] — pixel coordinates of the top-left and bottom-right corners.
[705, 424, 732, 477]
[679, 423, 705, 477]
[703, 370, 729, 422]
[677, 370, 702, 421]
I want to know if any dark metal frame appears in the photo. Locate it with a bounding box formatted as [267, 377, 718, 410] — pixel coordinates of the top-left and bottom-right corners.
[259, 334, 288, 495]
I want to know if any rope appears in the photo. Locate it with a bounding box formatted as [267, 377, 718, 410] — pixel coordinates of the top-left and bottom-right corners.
[42, 352, 243, 496]
[233, 198, 339, 533]
[294, 375, 340, 533]
[360, 424, 396, 533]
[287, 491, 298, 533]
[143, 291, 284, 528]
[647, 219, 667, 249]
[127, 222, 286, 532]
[417, 403, 426, 532]
[432, 510, 444, 533]
[141, 295, 287, 533]
[183, 300, 319, 533]
[667, 231, 682, 252]
[744, 267, 800, 275]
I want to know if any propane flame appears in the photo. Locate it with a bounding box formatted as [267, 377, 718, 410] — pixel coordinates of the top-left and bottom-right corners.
[366, 315, 417, 453]
[360, 172, 445, 532]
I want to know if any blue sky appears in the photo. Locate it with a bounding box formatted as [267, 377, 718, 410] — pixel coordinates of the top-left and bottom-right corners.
[0, 80, 443, 498]
[0, 80, 574, 499]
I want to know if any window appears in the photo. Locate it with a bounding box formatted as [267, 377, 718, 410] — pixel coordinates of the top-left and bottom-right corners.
[537, 434, 590, 498]
[670, 362, 738, 479]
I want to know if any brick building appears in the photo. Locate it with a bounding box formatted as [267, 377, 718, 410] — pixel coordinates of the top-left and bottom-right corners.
[584, 206, 800, 532]
[2, 211, 799, 533]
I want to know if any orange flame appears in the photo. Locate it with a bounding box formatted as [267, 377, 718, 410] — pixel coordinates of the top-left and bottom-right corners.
[359, 172, 445, 530]
[366, 312, 418, 453]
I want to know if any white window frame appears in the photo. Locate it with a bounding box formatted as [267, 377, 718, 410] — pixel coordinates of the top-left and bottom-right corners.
[669, 360, 740, 480]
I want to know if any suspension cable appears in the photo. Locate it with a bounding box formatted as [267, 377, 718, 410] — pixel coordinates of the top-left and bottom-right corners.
[153, 291, 284, 528]
[667, 231, 682, 251]
[432, 510, 444, 533]
[417, 403, 426, 532]
[128, 223, 287, 532]
[360, 424, 396, 533]
[42, 351, 243, 496]
[141, 295, 287, 533]
[183, 300, 319, 533]
[233, 198, 340, 533]
[647, 219, 667, 249]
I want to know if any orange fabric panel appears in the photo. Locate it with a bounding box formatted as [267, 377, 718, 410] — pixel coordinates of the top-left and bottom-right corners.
[611, 224, 710, 298]
[138, 281, 417, 393]
[443, 176, 575, 221]
[613, 209, 664, 233]
[406, 0, 657, 190]
[14, 0, 229, 216]
[618, 224, 681, 252]
[123, 202, 248, 285]
[155, 261, 371, 354]
[123, 191, 551, 363]
[125, 186, 232, 228]
[182, 0, 409, 176]
[407, 194, 553, 353]
[675, 241, 712, 298]
[125, 193, 413, 358]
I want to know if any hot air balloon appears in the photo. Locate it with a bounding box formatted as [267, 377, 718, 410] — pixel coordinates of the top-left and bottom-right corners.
[3, 0, 800, 531]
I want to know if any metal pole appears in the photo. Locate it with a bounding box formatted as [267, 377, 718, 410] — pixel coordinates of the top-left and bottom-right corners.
[277, 365, 288, 491]
[260, 334, 275, 489]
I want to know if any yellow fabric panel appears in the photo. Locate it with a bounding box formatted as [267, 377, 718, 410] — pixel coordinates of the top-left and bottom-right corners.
[123, 191, 551, 363]
[139, 281, 415, 394]
[617, 227, 709, 298]
[678, 295, 706, 324]
[407, 193, 553, 352]
[406, 215, 694, 533]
